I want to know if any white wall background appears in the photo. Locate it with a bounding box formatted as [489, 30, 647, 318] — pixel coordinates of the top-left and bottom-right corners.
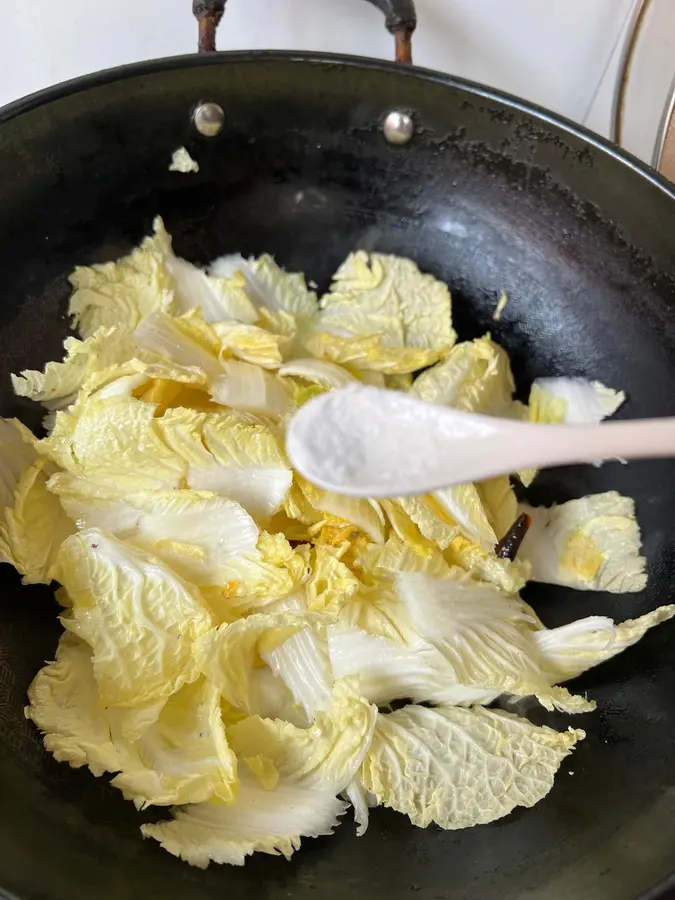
[1, 0, 671, 161]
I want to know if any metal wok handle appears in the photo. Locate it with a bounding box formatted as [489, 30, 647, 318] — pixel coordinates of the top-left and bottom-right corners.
[193, 0, 417, 63]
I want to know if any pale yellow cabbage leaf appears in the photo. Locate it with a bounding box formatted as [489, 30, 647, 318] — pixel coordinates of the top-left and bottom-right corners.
[228, 679, 376, 794]
[395, 572, 594, 713]
[0, 459, 74, 584]
[199, 532, 310, 621]
[141, 776, 347, 868]
[39, 397, 293, 520]
[278, 358, 355, 388]
[169, 147, 199, 174]
[132, 309, 223, 378]
[521, 377, 625, 486]
[26, 632, 125, 776]
[158, 406, 293, 519]
[252, 255, 318, 326]
[193, 611, 325, 715]
[28, 632, 238, 808]
[327, 622, 491, 707]
[319, 251, 456, 354]
[69, 224, 173, 339]
[166, 256, 259, 326]
[534, 605, 675, 683]
[300, 545, 362, 615]
[209, 360, 291, 418]
[445, 533, 530, 594]
[111, 677, 238, 808]
[0, 420, 73, 583]
[361, 705, 584, 829]
[396, 495, 459, 549]
[142, 680, 373, 867]
[528, 377, 625, 425]
[380, 499, 441, 555]
[80, 357, 206, 409]
[337, 582, 418, 645]
[212, 321, 286, 369]
[298, 478, 386, 544]
[55, 529, 213, 713]
[210, 253, 318, 354]
[49, 476, 262, 587]
[356, 534, 453, 581]
[133, 313, 291, 417]
[260, 592, 334, 720]
[432, 484, 497, 549]
[519, 491, 647, 592]
[0, 418, 38, 507]
[410, 335, 516, 414]
[306, 331, 442, 375]
[477, 475, 519, 542]
[385, 372, 413, 391]
[11, 326, 142, 411]
[38, 395, 183, 489]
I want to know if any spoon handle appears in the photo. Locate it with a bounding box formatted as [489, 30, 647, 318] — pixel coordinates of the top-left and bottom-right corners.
[508, 417, 675, 473]
[403, 416, 675, 491]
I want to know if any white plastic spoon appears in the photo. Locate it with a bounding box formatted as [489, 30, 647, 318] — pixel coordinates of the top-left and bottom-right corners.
[286, 384, 675, 498]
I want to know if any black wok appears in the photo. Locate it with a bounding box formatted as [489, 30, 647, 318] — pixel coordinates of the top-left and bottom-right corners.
[1, 2, 675, 899]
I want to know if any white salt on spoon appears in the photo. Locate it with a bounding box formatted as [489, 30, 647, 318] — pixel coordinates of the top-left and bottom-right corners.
[286, 384, 675, 498]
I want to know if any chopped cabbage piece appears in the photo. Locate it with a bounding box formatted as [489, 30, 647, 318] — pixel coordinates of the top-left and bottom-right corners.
[298, 478, 386, 544]
[39, 397, 292, 520]
[396, 495, 459, 549]
[141, 776, 347, 868]
[432, 484, 497, 549]
[193, 611, 324, 715]
[111, 677, 238, 808]
[528, 377, 625, 425]
[169, 147, 199, 174]
[279, 358, 355, 388]
[519, 492, 647, 592]
[318, 251, 456, 355]
[133, 310, 223, 378]
[477, 475, 519, 542]
[263, 604, 334, 719]
[395, 572, 595, 713]
[0, 420, 73, 583]
[26, 632, 125, 776]
[12, 327, 141, 411]
[521, 377, 625, 485]
[68, 223, 173, 339]
[50, 477, 262, 586]
[361, 705, 584, 829]
[209, 361, 290, 418]
[306, 331, 443, 374]
[535, 605, 675, 682]
[213, 321, 286, 368]
[228, 679, 376, 795]
[410, 336, 515, 415]
[55, 529, 212, 714]
[328, 624, 490, 706]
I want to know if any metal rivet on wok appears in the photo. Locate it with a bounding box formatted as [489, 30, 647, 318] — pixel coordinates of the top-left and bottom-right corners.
[193, 102, 225, 137]
[383, 110, 414, 145]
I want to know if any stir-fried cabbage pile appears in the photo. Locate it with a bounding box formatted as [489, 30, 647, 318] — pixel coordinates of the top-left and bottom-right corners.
[4, 218, 672, 868]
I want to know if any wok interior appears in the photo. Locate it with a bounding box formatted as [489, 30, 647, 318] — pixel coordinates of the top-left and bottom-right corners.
[0, 55, 675, 900]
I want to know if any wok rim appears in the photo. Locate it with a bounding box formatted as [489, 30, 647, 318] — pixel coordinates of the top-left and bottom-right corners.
[1, 47, 675, 900]
[0, 48, 673, 204]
